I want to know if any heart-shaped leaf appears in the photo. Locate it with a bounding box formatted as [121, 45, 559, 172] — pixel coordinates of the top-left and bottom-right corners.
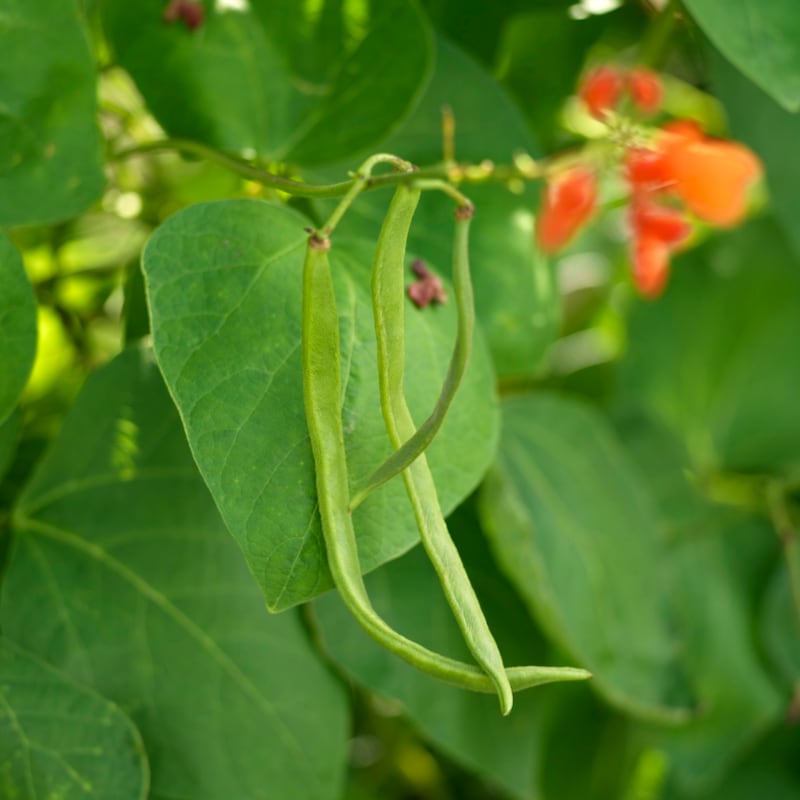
[102, 0, 432, 167]
[0, 638, 149, 800]
[4, 346, 349, 800]
[0, 0, 104, 225]
[143, 199, 499, 610]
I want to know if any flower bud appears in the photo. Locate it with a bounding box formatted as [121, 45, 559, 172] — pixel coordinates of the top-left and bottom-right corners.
[628, 68, 663, 115]
[535, 167, 598, 254]
[578, 66, 624, 120]
[632, 234, 670, 298]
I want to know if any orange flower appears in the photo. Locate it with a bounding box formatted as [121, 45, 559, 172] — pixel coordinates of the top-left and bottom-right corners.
[579, 66, 624, 120]
[656, 123, 761, 226]
[535, 167, 597, 254]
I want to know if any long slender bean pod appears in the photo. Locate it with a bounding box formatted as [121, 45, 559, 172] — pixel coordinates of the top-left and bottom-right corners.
[350, 187, 476, 510]
[301, 235, 590, 696]
[369, 186, 514, 714]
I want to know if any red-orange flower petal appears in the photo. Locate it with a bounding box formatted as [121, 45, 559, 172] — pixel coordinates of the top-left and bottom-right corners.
[579, 66, 624, 120]
[625, 147, 672, 192]
[629, 68, 663, 115]
[660, 137, 761, 226]
[536, 167, 598, 254]
[632, 234, 671, 298]
[631, 202, 691, 247]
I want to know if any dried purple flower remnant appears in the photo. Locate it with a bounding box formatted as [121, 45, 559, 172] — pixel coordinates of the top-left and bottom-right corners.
[407, 259, 448, 309]
[164, 0, 205, 30]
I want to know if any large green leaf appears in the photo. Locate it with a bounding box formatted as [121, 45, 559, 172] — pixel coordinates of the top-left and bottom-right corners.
[317, 36, 559, 379]
[0, 235, 37, 425]
[618, 415, 784, 791]
[711, 50, 800, 256]
[315, 503, 562, 800]
[650, 523, 783, 791]
[3, 347, 349, 800]
[0, 0, 104, 225]
[684, 0, 800, 112]
[478, 393, 683, 721]
[142, 198, 498, 611]
[102, 0, 432, 167]
[618, 218, 800, 476]
[0, 638, 148, 800]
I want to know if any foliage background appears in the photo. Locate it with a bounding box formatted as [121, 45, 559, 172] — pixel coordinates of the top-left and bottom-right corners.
[1, 0, 799, 798]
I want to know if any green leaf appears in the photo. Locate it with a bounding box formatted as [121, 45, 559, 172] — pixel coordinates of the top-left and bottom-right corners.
[317, 36, 559, 379]
[650, 522, 783, 791]
[617, 415, 784, 791]
[314, 503, 557, 800]
[667, 764, 800, 800]
[762, 560, 800, 690]
[0, 0, 104, 225]
[101, 0, 432, 167]
[539, 686, 638, 800]
[495, 8, 609, 150]
[683, 0, 800, 112]
[618, 218, 800, 475]
[663, 725, 800, 800]
[3, 347, 349, 800]
[478, 393, 684, 721]
[0, 235, 37, 425]
[0, 638, 149, 800]
[142, 198, 499, 611]
[711, 49, 800, 256]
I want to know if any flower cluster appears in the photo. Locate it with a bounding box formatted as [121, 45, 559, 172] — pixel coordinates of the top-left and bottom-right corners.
[535, 65, 762, 298]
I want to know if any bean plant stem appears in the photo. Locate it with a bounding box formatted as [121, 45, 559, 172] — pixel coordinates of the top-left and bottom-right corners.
[112, 138, 549, 197]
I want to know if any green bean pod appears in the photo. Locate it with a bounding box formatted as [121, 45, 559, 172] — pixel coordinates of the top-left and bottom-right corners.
[369, 186, 514, 714]
[350, 197, 476, 510]
[301, 233, 590, 699]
